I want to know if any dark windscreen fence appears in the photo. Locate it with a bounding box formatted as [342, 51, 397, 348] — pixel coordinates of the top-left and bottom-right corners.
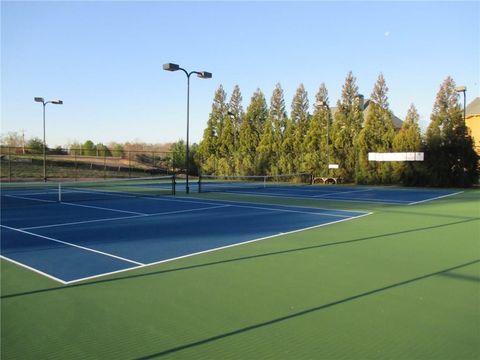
[1, 175, 176, 209]
[198, 173, 312, 193]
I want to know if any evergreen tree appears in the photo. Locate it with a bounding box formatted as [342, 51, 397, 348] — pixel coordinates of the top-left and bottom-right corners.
[82, 140, 96, 156]
[238, 89, 268, 175]
[198, 85, 227, 174]
[305, 83, 331, 175]
[96, 143, 112, 157]
[291, 84, 310, 172]
[227, 85, 245, 173]
[331, 72, 363, 182]
[257, 116, 275, 174]
[26, 137, 45, 154]
[268, 83, 288, 175]
[425, 77, 478, 186]
[392, 104, 424, 185]
[279, 119, 296, 174]
[217, 114, 236, 175]
[357, 73, 395, 184]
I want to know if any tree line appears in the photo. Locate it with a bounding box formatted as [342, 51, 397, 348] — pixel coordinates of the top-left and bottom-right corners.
[197, 72, 478, 187]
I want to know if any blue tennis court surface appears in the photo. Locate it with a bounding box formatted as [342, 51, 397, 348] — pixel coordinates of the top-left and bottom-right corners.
[0, 194, 369, 284]
[197, 183, 463, 205]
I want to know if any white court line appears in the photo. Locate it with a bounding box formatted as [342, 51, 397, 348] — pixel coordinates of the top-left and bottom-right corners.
[0, 255, 69, 285]
[407, 191, 464, 205]
[61, 201, 147, 215]
[62, 211, 373, 284]
[143, 194, 368, 215]
[192, 189, 409, 205]
[0, 225, 144, 266]
[21, 205, 232, 230]
[312, 189, 373, 198]
[212, 203, 354, 218]
[4, 194, 56, 204]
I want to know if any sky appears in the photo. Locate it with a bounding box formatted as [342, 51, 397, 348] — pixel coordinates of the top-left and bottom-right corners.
[1, 0, 479, 148]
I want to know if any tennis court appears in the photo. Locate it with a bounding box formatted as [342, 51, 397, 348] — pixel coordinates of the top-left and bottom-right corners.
[1, 177, 478, 360]
[197, 174, 463, 205]
[1, 177, 368, 283]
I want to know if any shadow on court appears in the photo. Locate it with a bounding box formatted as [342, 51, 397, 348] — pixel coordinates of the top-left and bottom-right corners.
[132, 258, 480, 360]
[2, 217, 479, 300]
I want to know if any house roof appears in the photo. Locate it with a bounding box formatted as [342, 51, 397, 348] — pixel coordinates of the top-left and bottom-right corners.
[329, 99, 404, 130]
[363, 100, 403, 129]
[466, 97, 480, 117]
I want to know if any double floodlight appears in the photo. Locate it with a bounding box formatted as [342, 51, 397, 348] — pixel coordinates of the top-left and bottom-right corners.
[162, 63, 212, 79]
[34, 97, 63, 105]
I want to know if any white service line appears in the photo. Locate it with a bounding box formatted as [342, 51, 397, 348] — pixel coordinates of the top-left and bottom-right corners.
[61, 201, 147, 215]
[312, 188, 373, 197]
[21, 214, 146, 230]
[21, 205, 232, 230]
[1, 225, 144, 266]
[144, 194, 368, 215]
[407, 191, 464, 205]
[213, 203, 353, 218]
[4, 194, 56, 204]
[214, 190, 410, 204]
[62, 211, 373, 284]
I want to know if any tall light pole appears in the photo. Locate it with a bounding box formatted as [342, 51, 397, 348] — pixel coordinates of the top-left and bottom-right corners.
[316, 100, 330, 175]
[34, 97, 63, 181]
[455, 86, 467, 124]
[163, 63, 212, 194]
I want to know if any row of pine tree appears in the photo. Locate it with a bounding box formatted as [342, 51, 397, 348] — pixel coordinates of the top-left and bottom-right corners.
[197, 72, 478, 187]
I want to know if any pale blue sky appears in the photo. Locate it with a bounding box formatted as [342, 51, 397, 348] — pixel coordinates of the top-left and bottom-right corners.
[1, 1, 479, 147]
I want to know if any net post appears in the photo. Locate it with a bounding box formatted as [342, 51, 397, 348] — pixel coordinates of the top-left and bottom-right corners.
[58, 183, 62, 202]
[263, 176, 266, 188]
[172, 174, 176, 196]
[198, 174, 202, 193]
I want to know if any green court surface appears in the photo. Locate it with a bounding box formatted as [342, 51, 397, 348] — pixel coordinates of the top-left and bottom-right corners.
[1, 189, 479, 359]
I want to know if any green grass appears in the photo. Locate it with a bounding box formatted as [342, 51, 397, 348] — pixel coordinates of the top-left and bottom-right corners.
[1, 190, 479, 359]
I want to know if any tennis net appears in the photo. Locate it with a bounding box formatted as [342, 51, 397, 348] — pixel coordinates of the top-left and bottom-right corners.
[198, 173, 312, 193]
[1, 175, 175, 208]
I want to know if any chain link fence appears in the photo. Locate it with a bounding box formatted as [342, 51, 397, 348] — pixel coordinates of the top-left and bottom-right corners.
[0, 146, 175, 182]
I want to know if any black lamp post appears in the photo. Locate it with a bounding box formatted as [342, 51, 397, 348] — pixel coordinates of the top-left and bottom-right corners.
[455, 86, 467, 124]
[163, 63, 212, 194]
[34, 97, 63, 182]
[316, 100, 330, 175]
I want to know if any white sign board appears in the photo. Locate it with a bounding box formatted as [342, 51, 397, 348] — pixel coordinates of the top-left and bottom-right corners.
[328, 164, 339, 169]
[368, 152, 424, 162]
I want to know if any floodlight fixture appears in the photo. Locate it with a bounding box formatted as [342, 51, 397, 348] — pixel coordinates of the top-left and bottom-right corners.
[34, 97, 45, 103]
[455, 86, 466, 93]
[197, 71, 212, 79]
[163, 63, 180, 71]
[51, 100, 63, 105]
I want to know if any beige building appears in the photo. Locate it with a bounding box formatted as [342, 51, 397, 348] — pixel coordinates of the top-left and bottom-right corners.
[466, 97, 480, 155]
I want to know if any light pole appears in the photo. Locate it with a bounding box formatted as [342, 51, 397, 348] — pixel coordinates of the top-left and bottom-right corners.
[34, 97, 63, 182]
[455, 86, 467, 124]
[163, 63, 212, 194]
[316, 100, 330, 175]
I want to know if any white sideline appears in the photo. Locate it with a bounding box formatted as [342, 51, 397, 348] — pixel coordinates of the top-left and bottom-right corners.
[0, 255, 69, 285]
[60, 211, 373, 284]
[21, 205, 232, 230]
[0, 224, 144, 266]
[407, 191, 464, 205]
